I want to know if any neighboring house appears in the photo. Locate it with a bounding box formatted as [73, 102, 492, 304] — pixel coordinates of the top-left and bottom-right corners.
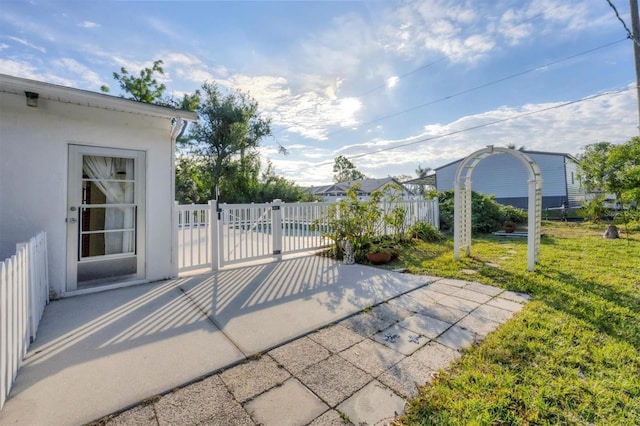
[435, 150, 586, 209]
[0, 74, 196, 298]
[306, 177, 413, 202]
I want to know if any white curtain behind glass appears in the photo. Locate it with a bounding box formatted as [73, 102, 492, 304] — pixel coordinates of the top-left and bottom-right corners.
[83, 155, 135, 255]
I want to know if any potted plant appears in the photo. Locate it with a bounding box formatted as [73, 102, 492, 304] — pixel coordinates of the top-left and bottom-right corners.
[503, 221, 517, 233]
[366, 244, 393, 264]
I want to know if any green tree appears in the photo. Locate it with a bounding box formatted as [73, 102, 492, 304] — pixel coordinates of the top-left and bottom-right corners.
[333, 155, 366, 182]
[101, 59, 167, 103]
[186, 82, 272, 201]
[413, 165, 433, 197]
[578, 138, 640, 202]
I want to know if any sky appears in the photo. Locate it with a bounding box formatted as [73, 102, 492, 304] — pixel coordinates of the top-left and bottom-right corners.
[1, 0, 639, 186]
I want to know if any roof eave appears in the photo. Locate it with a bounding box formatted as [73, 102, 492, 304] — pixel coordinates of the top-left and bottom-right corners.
[0, 73, 197, 121]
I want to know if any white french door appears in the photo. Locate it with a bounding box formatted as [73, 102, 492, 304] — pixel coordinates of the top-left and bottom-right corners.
[66, 145, 146, 291]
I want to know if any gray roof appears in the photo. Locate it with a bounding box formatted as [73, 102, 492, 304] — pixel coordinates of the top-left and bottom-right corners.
[307, 177, 412, 196]
[434, 149, 579, 171]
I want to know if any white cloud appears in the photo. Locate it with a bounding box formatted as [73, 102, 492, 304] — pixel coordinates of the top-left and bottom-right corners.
[51, 57, 105, 89]
[0, 43, 8, 50]
[219, 73, 363, 140]
[80, 21, 99, 29]
[272, 86, 638, 185]
[8, 36, 45, 53]
[386, 76, 399, 89]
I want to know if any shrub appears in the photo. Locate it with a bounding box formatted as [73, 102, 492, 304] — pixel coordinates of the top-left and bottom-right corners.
[577, 197, 608, 223]
[408, 221, 443, 242]
[313, 185, 384, 261]
[436, 190, 526, 233]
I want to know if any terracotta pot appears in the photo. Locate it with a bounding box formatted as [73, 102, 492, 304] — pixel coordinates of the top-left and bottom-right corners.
[503, 224, 516, 233]
[367, 252, 392, 264]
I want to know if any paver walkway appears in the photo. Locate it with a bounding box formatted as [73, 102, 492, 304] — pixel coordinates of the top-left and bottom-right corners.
[96, 278, 530, 426]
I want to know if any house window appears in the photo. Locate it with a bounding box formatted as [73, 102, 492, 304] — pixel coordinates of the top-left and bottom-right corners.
[571, 172, 574, 185]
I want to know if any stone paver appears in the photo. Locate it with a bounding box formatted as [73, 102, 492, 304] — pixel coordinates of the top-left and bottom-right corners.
[457, 311, 502, 337]
[487, 297, 526, 312]
[220, 356, 291, 402]
[438, 295, 481, 313]
[451, 288, 493, 304]
[397, 313, 452, 339]
[464, 282, 503, 296]
[426, 282, 460, 295]
[337, 381, 406, 426]
[339, 338, 405, 376]
[245, 378, 328, 426]
[155, 375, 254, 426]
[373, 324, 429, 355]
[269, 337, 331, 374]
[418, 303, 468, 324]
[499, 290, 531, 303]
[339, 311, 393, 337]
[378, 342, 460, 399]
[436, 278, 469, 288]
[387, 293, 428, 313]
[307, 410, 349, 426]
[298, 355, 371, 407]
[105, 404, 157, 426]
[368, 303, 413, 324]
[308, 324, 365, 353]
[436, 325, 477, 350]
[406, 286, 447, 304]
[473, 304, 514, 323]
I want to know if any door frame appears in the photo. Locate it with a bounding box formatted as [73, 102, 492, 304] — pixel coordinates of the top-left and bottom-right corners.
[66, 144, 146, 291]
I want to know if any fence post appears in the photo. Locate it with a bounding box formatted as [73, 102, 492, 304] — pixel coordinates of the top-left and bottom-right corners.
[172, 201, 179, 278]
[433, 196, 440, 230]
[209, 200, 219, 271]
[272, 199, 283, 260]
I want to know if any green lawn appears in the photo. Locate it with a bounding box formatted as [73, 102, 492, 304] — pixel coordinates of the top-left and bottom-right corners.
[393, 221, 639, 425]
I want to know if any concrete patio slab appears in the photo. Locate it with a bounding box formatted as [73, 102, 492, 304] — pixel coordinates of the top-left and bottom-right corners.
[177, 255, 429, 354]
[337, 381, 406, 426]
[245, 378, 328, 426]
[0, 280, 245, 426]
[0, 254, 530, 426]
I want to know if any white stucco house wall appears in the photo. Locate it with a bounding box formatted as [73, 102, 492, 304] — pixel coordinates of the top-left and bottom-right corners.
[435, 150, 586, 210]
[0, 74, 196, 298]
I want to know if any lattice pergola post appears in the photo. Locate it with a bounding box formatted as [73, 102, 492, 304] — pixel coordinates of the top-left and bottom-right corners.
[453, 146, 543, 272]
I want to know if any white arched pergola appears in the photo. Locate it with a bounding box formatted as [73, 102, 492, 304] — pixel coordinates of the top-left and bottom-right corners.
[453, 146, 543, 271]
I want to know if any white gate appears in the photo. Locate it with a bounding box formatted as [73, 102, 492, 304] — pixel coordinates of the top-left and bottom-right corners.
[177, 198, 439, 272]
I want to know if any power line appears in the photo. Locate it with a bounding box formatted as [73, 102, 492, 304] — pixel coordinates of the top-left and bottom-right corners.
[318, 38, 627, 140]
[605, 0, 640, 47]
[292, 85, 635, 172]
[272, 2, 570, 138]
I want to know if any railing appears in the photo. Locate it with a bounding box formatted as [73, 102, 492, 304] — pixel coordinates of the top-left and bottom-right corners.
[176, 198, 439, 272]
[0, 232, 49, 411]
[176, 204, 212, 272]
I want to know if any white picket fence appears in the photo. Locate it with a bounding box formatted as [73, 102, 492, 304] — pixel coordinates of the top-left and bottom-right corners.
[0, 232, 49, 411]
[177, 198, 439, 272]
